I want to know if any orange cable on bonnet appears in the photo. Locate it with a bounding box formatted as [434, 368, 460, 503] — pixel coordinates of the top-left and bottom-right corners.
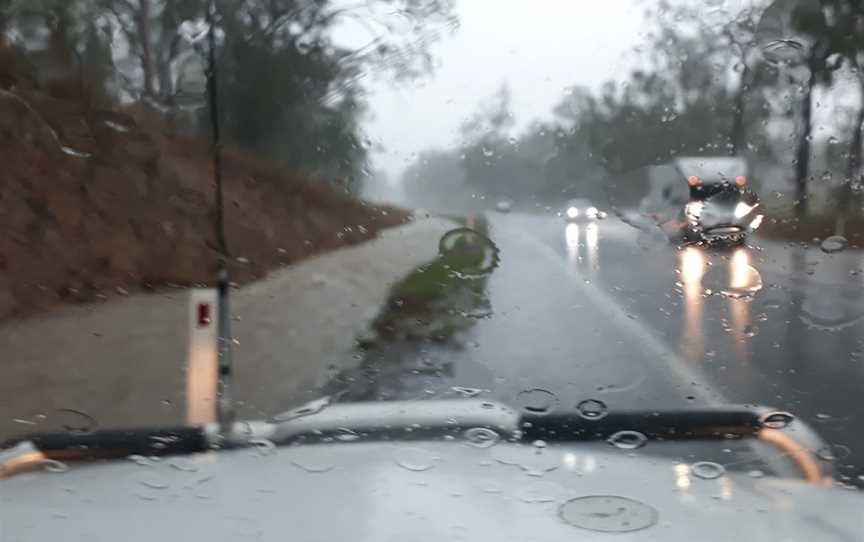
[758, 428, 830, 485]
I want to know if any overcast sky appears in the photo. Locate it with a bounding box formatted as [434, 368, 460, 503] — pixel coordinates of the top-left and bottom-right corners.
[341, 0, 646, 181]
[335, 0, 861, 193]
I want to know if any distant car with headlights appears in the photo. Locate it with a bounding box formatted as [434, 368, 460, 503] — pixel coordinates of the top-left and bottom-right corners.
[638, 158, 762, 245]
[560, 198, 607, 222]
[495, 199, 513, 213]
[676, 158, 762, 245]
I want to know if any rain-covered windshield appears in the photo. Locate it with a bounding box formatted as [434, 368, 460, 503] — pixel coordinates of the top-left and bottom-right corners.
[2, 0, 864, 503]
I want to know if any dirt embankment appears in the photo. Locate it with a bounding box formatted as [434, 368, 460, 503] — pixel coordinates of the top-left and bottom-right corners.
[0, 45, 407, 320]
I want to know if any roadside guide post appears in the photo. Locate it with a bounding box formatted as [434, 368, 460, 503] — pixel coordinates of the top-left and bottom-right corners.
[186, 289, 219, 425]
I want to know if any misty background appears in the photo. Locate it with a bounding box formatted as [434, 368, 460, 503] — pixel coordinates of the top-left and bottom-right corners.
[3, 0, 863, 225]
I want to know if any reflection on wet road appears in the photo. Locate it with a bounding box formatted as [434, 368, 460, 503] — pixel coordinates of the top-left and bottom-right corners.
[565, 222, 599, 274]
[550, 214, 864, 487]
[332, 212, 864, 487]
[675, 246, 763, 364]
[680, 246, 707, 362]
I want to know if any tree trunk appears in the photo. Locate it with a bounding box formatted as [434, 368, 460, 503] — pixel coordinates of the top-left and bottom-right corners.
[138, 0, 156, 98]
[157, 0, 180, 103]
[838, 77, 864, 235]
[793, 62, 817, 218]
[730, 66, 749, 156]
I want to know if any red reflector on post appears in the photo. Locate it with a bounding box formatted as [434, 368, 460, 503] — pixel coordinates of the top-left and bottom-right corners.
[735, 175, 747, 186]
[197, 303, 211, 327]
[687, 176, 699, 186]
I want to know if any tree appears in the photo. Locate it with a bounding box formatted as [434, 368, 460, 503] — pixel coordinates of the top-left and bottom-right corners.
[821, 0, 864, 228]
[756, 0, 862, 216]
[1, 0, 458, 185]
[208, 0, 457, 180]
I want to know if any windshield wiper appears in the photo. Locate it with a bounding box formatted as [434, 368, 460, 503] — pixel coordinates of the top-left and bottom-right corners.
[1, 426, 210, 459]
[520, 407, 762, 441]
[1, 400, 830, 483]
[0, 401, 814, 452]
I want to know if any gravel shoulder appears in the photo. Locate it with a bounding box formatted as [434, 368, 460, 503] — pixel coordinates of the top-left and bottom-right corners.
[0, 216, 456, 437]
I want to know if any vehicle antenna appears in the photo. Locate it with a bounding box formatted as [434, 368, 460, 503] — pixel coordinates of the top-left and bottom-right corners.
[205, 0, 235, 436]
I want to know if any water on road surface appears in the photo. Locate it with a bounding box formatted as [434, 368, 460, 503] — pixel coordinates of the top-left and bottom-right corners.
[329, 213, 864, 487]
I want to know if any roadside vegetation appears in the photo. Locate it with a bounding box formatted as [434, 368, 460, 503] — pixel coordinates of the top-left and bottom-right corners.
[369, 215, 497, 344]
[322, 215, 498, 401]
[0, 0, 457, 319]
[0, 48, 409, 319]
[403, 0, 864, 240]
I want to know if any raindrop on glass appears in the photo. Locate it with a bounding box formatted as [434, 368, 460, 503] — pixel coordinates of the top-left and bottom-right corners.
[295, 35, 314, 55]
[576, 399, 608, 420]
[169, 459, 198, 472]
[464, 427, 500, 448]
[51, 409, 98, 434]
[40, 459, 69, 474]
[516, 388, 558, 415]
[559, 496, 658, 533]
[760, 411, 794, 429]
[703, 262, 763, 299]
[481, 482, 504, 494]
[250, 438, 277, 456]
[762, 39, 805, 65]
[334, 428, 361, 442]
[287, 21, 303, 36]
[817, 444, 851, 462]
[272, 396, 330, 422]
[451, 386, 483, 398]
[291, 455, 333, 473]
[517, 481, 561, 503]
[820, 235, 848, 254]
[59, 145, 92, 158]
[394, 447, 437, 471]
[691, 461, 726, 480]
[179, 20, 210, 44]
[607, 430, 647, 450]
[138, 477, 170, 490]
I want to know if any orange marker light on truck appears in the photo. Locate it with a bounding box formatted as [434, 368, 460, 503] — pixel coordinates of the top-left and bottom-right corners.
[687, 176, 699, 186]
[735, 175, 747, 186]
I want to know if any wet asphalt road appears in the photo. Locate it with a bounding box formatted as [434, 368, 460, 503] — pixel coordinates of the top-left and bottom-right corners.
[334, 212, 864, 486]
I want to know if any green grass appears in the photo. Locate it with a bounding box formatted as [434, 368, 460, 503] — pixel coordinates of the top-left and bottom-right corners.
[368, 213, 497, 344]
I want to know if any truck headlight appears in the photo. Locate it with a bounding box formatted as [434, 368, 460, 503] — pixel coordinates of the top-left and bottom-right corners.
[750, 214, 764, 230]
[685, 201, 704, 219]
[734, 202, 756, 219]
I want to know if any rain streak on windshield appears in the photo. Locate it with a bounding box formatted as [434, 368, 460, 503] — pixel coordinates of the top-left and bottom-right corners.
[2, 0, 864, 537]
